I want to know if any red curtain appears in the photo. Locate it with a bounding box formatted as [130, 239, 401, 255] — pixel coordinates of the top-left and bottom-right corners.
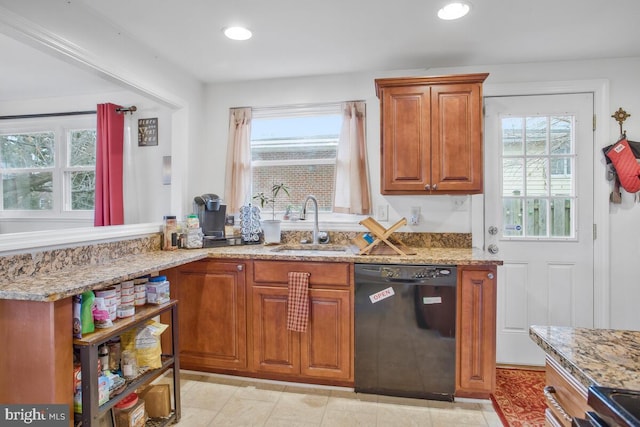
[94, 103, 124, 226]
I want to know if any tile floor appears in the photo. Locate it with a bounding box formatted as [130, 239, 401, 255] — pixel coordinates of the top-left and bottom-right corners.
[153, 370, 502, 427]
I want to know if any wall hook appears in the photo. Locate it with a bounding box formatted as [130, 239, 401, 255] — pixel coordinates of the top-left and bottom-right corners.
[611, 107, 630, 137]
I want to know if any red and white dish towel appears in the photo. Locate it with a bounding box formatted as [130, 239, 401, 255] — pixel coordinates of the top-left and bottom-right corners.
[287, 271, 310, 332]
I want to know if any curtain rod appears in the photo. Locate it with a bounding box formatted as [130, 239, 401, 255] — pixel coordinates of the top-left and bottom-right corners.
[0, 110, 96, 120]
[0, 105, 137, 121]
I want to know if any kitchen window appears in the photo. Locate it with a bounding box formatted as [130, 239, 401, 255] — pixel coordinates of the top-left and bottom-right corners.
[250, 104, 342, 215]
[0, 116, 96, 217]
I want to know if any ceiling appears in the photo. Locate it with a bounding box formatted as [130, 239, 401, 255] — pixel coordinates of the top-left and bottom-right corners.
[3, 0, 640, 101]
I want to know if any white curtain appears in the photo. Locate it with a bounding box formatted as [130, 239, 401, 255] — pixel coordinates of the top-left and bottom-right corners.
[224, 107, 252, 214]
[333, 101, 371, 214]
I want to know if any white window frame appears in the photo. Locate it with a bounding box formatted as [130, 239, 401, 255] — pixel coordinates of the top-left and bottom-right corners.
[0, 115, 96, 220]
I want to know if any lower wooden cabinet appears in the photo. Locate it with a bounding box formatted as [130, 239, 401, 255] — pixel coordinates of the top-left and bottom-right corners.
[170, 259, 248, 371]
[544, 356, 591, 427]
[456, 265, 497, 398]
[251, 260, 353, 384]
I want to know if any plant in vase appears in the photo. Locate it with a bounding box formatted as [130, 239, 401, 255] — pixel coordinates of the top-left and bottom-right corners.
[252, 182, 290, 244]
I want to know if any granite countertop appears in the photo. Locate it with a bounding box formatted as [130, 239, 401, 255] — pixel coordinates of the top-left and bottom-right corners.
[530, 325, 640, 390]
[0, 244, 501, 302]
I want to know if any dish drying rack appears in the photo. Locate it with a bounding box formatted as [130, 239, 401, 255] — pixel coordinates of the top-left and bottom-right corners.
[353, 217, 415, 256]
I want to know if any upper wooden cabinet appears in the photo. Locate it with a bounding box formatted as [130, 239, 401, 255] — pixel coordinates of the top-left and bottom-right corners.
[375, 73, 489, 194]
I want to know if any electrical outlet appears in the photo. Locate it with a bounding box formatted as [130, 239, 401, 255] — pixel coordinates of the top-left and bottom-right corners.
[376, 204, 388, 221]
[452, 196, 468, 211]
[410, 206, 420, 225]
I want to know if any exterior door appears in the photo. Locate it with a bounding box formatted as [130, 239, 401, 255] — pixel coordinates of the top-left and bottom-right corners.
[484, 93, 594, 366]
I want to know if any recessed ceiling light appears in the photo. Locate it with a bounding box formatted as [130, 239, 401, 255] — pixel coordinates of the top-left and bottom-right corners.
[223, 26, 252, 41]
[438, 2, 471, 20]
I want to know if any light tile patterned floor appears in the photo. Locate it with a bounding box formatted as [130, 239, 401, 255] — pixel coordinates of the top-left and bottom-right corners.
[154, 371, 502, 427]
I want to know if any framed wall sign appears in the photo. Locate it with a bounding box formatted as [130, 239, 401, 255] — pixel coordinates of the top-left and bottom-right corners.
[138, 118, 158, 146]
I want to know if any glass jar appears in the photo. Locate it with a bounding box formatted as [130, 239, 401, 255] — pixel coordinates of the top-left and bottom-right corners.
[162, 215, 178, 251]
[121, 350, 138, 379]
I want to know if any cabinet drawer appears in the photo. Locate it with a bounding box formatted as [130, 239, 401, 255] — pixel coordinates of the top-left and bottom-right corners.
[545, 356, 591, 426]
[253, 260, 350, 287]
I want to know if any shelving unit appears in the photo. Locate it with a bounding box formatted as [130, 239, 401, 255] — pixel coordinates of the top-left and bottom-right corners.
[73, 300, 180, 426]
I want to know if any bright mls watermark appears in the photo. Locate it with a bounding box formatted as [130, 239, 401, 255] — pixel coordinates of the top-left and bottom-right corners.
[0, 405, 67, 426]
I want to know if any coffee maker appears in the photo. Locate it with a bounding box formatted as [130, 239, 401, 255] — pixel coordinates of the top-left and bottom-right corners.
[193, 194, 229, 247]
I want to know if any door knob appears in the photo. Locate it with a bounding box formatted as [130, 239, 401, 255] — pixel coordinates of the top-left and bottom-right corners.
[487, 244, 499, 254]
[488, 226, 498, 235]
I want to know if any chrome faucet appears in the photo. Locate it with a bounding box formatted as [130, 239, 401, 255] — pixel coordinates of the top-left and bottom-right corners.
[300, 195, 320, 244]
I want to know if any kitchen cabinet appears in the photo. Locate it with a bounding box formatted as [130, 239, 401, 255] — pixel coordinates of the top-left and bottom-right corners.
[544, 356, 591, 427]
[251, 260, 353, 385]
[170, 259, 248, 371]
[375, 73, 488, 194]
[456, 265, 497, 398]
[73, 300, 180, 426]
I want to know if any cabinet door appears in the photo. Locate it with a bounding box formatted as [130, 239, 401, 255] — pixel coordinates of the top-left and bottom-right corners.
[431, 83, 483, 193]
[176, 260, 247, 370]
[456, 266, 497, 398]
[252, 285, 300, 375]
[300, 288, 352, 381]
[380, 85, 432, 193]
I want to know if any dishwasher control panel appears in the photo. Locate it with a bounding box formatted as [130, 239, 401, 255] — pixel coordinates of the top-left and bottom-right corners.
[357, 264, 456, 284]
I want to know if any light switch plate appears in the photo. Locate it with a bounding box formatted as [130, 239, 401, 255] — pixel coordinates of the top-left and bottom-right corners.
[376, 204, 388, 221]
[162, 156, 171, 185]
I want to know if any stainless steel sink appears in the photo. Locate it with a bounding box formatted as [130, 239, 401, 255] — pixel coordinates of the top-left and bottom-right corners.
[610, 392, 640, 421]
[588, 385, 640, 426]
[270, 244, 352, 253]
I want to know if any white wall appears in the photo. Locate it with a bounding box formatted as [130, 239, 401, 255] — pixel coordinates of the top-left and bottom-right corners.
[203, 71, 474, 233]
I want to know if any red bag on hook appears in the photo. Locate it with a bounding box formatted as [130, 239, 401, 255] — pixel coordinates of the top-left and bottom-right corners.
[605, 138, 640, 193]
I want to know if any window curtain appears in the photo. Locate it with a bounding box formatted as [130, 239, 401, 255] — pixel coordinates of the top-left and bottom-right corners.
[333, 101, 371, 215]
[224, 107, 252, 214]
[94, 103, 124, 226]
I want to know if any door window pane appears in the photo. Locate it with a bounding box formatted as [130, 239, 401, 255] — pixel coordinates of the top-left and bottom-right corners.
[502, 158, 524, 196]
[502, 198, 523, 237]
[550, 116, 572, 154]
[525, 117, 547, 155]
[550, 198, 573, 237]
[502, 117, 524, 155]
[526, 158, 548, 196]
[526, 198, 547, 236]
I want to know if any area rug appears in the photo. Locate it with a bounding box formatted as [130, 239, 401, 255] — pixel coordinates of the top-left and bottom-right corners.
[491, 367, 546, 427]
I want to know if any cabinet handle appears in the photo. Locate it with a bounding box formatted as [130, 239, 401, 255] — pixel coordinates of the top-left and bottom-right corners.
[543, 386, 572, 423]
[237, 265, 244, 271]
[432, 184, 437, 190]
[487, 273, 494, 280]
[425, 184, 431, 190]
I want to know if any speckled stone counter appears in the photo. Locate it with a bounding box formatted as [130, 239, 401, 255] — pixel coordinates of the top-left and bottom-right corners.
[0, 232, 501, 302]
[530, 325, 640, 390]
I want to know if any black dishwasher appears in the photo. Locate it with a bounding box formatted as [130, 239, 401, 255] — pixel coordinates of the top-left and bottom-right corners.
[354, 263, 457, 401]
